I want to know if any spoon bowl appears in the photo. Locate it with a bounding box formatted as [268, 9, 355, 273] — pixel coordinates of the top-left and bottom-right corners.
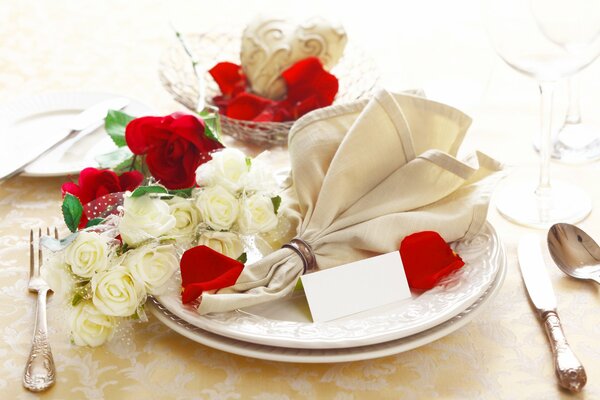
[547, 223, 600, 284]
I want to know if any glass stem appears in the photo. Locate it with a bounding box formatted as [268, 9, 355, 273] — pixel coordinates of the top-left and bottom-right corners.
[565, 76, 582, 125]
[536, 81, 556, 221]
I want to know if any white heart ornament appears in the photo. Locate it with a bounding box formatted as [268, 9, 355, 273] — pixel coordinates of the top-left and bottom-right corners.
[240, 16, 348, 100]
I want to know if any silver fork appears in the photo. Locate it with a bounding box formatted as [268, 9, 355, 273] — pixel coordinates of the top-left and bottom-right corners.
[23, 228, 57, 392]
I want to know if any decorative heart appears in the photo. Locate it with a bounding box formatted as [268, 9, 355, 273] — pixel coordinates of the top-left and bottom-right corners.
[240, 16, 348, 100]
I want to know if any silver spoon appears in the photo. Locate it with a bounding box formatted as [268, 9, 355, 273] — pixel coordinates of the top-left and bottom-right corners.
[547, 223, 600, 284]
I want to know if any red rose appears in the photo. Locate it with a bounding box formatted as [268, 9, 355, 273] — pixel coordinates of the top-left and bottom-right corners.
[61, 167, 143, 228]
[208, 57, 338, 122]
[399, 231, 465, 290]
[180, 245, 244, 304]
[125, 113, 224, 189]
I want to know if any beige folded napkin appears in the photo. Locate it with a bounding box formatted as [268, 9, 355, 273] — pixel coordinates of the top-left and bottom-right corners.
[197, 89, 502, 314]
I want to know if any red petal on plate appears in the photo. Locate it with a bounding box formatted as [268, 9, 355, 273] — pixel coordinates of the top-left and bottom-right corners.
[180, 245, 245, 304]
[399, 231, 465, 290]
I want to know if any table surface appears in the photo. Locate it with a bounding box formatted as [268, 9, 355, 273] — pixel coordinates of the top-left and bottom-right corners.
[3, 1, 600, 399]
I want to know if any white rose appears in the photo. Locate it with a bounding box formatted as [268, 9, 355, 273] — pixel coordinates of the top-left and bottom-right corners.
[91, 266, 146, 317]
[208, 148, 249, 193]
[119, 195, 176, 246]
[41, 254, 76, 301]
[242, 155, 278, 193]
[123, 244, 179, 295]
[198, 231, 244, 260]
[166, 196, 201, 238]
[195, 185, 239, 231]
[64, 232, 109, 278]
[70, 301, 116, 347]
[238, 194, 278, 234]
[195, 162, 216, 187]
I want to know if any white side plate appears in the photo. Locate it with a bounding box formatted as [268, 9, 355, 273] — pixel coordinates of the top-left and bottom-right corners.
[0, 91, 154, 177]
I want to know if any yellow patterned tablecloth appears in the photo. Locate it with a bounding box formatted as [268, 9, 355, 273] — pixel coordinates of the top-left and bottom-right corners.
[3, 1, 600, 399]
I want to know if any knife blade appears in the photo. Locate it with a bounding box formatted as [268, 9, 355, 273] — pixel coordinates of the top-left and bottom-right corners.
[0, 97, 130, 182]
[517, 234, 587, 392]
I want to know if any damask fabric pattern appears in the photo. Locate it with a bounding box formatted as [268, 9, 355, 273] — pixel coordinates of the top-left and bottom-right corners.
[3, 1, 600, 399]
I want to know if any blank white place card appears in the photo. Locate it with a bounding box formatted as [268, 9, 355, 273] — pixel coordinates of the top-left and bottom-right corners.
[301, 251, 412, 322]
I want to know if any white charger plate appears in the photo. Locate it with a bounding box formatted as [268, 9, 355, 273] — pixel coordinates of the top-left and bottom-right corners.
[0, 91, 154, 177]
[155, 222, 504, 349]
[148, 252, 506, 363]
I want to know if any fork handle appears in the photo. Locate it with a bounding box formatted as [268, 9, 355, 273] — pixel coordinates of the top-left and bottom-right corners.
[542, 310, 586, 392]
[23, 288, 56, 392]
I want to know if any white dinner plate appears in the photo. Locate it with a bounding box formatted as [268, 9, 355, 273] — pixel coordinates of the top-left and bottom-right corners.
[155, 222, 504, 349]
[148, 252, 506, 363]
[0, 91, 154, 177]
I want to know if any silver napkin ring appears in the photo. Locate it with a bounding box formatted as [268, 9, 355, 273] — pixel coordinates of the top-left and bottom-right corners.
[282, 238, 316, 274]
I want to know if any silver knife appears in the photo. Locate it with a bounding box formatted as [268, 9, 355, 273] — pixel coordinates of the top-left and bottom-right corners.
[0, 97, 130, 182]
[517, 234, 587, 392]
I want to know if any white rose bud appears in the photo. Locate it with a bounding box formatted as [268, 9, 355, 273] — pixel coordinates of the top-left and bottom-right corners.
[166, 196, 201, 238]
[70, 301, 116, 347]
[238, 194, 278, 234]
[91, 266, 146, 317]
[119, 195, 177, 246]
[198, 231, 244, 260]
[64, 232, 109, 278]
[123, 244, 179, 295]
[209, 148, 249, 193]
[242, 156, 278, 193]
[195, 161, 216, 187]
[195, 185, 239, 231]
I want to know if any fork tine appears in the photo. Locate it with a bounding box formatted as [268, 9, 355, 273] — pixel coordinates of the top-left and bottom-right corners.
[29, 230, 34, 278]
[38, 228, 42, 270]
[54, 227, 58, 240]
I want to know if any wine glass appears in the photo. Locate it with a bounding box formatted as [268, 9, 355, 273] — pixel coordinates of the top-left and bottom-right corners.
[551, 74, 600, 162]
[483, 0, 600, 228]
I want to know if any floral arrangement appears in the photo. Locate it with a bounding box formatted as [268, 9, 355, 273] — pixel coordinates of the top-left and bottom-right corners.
[43, 109, 290, 347]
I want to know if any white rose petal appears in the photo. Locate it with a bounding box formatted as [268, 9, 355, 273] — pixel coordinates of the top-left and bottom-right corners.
[198, 231, 244, 260]
[166, 196, 201, 238]
[209, 148, 249, 193]
[195, 162, 216, 187]
[242, 156, 278, 193]
[64, 232, 109, 278]
[91, 266, 146, 317]
[41, 254, 76, 301]
[238, 193, 278, 234]
[195, 185, 239, 231]
[119, 195, 177, 246]
[70, 301, 116, 347]
[123, 244, 179, 295]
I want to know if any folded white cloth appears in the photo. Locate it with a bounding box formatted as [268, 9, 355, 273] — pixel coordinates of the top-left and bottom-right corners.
[197, 89, 502, 314]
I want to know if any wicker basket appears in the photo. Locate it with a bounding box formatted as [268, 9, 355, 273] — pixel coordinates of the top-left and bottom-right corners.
[159, 29, 379, 146]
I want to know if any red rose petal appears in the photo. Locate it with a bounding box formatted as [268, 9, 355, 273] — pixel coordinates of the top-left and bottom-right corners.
[125, 116, 165, 155]
[281, 56, 338, 109]
[399, 231, 465, 290]
[180, 245, 245, 304]
[209, 62, 246, 97]
[118, 170, 144, 192]
[226, 92, 276, 121]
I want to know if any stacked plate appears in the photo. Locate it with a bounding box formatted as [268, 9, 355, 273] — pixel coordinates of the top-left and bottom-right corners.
[149, 222, 506, 363]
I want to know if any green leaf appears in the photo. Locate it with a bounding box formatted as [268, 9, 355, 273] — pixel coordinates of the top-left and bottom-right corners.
[131, 185, 168, 198]
[105, 109, 135, 147]
[168, 188, 193, 198]
[40, 231, 78, 252]
[62, 194, 83, 233]
[236, 252, 248, 264]
[85, 218, 104, 228]
[95, 147, 134, 170]
[198, 109, 222, 143]
[245, 157, 252, 169]
[271, 195, 282, 215]
[294, 278, 304, 292]
[71, 292, 84, 307]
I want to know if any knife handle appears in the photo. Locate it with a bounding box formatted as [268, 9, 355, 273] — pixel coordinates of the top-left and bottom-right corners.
[542, 310, 587, 392]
